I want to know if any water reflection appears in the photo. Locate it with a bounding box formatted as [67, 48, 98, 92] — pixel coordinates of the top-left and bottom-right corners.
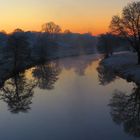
[109, 85, 140, 138]
[0, 60, 61, 113]
[0, 55, 138, 140]
[0, 55, 99, 114]
[33, 61, 61, 90]
[97, 61, 116, 85]
[0, 72, 37, 113]
[59, 55, 97, 76]
[97, 61, 140, 138]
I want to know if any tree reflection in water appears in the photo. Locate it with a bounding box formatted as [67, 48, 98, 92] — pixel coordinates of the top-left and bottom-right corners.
[109, 85, 140, 138]
[0, 61, 61, 113]
[0, 72, 37, 113]
[97, 61, 116, 85]
[97, 61, 140, 137]
[33, 61, 61, 90]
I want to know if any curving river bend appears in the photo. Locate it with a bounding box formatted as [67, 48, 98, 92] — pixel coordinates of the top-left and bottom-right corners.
[0, 54, 139, 140]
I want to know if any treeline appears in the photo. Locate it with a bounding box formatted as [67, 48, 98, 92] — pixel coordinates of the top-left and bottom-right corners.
[0, 22, 97, 72]
[97, 33, 131, 58]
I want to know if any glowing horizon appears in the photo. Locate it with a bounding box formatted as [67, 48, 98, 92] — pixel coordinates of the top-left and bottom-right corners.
[0, 0, 136, 35]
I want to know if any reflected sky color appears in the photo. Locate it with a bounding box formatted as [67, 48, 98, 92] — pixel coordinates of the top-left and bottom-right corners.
[0, 0, 136, 34]
[0, 54, 137, 140]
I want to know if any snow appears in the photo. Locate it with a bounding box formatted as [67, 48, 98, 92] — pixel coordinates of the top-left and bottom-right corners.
[101, 52, 140, 84]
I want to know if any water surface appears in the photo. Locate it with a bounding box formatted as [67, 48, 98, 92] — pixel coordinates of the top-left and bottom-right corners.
[0, 54, 138, 140]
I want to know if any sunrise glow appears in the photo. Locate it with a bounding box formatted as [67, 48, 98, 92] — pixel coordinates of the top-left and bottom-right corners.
[0, 0, 136, 35]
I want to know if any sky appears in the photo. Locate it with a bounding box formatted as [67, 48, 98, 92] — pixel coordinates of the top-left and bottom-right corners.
[0, 0, 136, 35]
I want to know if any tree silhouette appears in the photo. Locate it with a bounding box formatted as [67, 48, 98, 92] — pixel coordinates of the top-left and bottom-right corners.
[110, 1, 140, 64]
[97, 33, 119, 58]
[42, 22, 61, 41]
[0, 72, 37, 113]
[7, 29, 30, 71]
[109, 85, 140, 137]
[42, 22, 61, 34]
[33, 61, 61, 90]
[64, 29, 72, 34]
[34, 33, 49, 62]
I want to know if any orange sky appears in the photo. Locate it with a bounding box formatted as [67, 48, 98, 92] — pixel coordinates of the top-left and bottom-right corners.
[0, 0, 135, 35]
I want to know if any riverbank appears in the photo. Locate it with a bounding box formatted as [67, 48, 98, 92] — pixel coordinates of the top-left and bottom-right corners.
[101, 52, 140, 85]
[0, 51, 99, 87]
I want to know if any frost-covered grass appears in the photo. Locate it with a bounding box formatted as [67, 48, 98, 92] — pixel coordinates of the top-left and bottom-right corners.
[102, 52, 140, 84]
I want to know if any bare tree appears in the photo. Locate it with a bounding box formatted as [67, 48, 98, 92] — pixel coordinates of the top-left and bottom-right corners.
[110, 1, 140, 64]
[64, 29, 71, 34]
[42, 22, 61, 40]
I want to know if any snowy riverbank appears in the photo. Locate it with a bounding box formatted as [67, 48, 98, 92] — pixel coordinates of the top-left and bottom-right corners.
[101, 52, 140, 84]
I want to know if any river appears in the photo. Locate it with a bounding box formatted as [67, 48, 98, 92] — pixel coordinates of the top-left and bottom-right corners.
[0, 54, 138, 140]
